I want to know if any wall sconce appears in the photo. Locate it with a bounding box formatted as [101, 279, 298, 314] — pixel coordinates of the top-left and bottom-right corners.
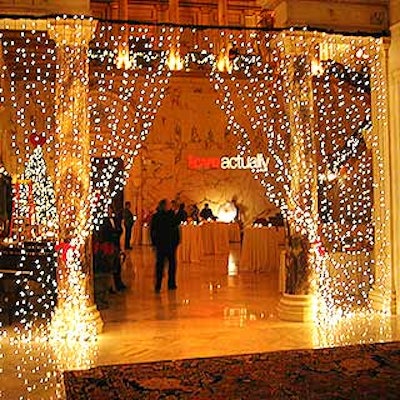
[167, 49, 183, 71]
[116, 47, 132, 70]
[216, 50, 232, 73]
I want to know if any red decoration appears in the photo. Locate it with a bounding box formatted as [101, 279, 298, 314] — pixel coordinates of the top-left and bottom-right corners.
[55, 242, 77, 262]
[29, 133, 46, 147]
[311, 240, 326, 257]
[100, 242, 117, 255]
[317, 245, 326, 257]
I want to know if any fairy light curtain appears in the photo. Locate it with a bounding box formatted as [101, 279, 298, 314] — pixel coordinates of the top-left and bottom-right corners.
[0, 19, 391, 333]
[1, 28, 56, 228]
[88, 21, 175, 224]
[200, 29, 388, 317]
[0, 28, 59, 335]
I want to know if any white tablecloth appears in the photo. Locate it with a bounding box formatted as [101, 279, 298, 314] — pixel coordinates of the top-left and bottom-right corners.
[141, 225, 152, 245]
[132, 223, 141, 246]
[228, 223, 241, 243]
[141, 222, 231, 257]
[200, 222, 230, 255]
[177, 224, 203, 263]
[240, 227, 285, 273]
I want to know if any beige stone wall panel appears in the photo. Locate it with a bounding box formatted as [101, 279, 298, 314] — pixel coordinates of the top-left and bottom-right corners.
[265, 0, 389, 33]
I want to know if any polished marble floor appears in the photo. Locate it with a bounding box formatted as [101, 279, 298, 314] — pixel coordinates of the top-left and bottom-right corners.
[1, 244, 400, 399]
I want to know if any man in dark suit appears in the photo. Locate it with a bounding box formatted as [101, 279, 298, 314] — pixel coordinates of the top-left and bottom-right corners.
[150, 199, 180, 293]
[200, 203, 216, 221]
[176, 202, 188, 223]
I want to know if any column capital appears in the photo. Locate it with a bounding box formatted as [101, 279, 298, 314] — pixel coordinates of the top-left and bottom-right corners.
[48, 17, 97, 48]
[391, 20, 400, 36]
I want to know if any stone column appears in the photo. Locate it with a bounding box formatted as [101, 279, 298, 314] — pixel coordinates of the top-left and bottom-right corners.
[387, 11, 400, 314]
[110, 1, 120, 20]
[49, 18, 103, 334]
[153, 2, 167, 23]
[169, 0, 180, 23]
[368, 39, 393, 313]
[218, 0, 228, 26]
[200, 7, 213, 26]
[119, 0, 128, 20]
[277, 33, 319, 322]
[49, 20, 95, 241]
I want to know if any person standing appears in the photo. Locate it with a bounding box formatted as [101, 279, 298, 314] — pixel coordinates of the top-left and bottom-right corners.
[190, 204, 200, 223]
[123, 201, 134, 250]
[176, 202, 188, 224]
[170, 199, 178, 214]
[99, 206, 127, 292]
[200, 203, 217, 221]
[150, 199, 180, 293]
[231, 198, 241, 223]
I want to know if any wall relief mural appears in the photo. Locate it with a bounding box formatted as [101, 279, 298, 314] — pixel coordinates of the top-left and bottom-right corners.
[125, 76, 277, 225]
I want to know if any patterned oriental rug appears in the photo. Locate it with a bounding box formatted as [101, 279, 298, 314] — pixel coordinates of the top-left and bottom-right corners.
[64, 342, 400, 399]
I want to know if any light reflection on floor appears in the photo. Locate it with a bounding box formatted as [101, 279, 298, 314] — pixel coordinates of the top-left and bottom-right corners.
[1, 244, 399, 399]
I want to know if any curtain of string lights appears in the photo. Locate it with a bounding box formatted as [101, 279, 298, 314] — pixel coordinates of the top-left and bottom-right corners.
[0, 16, 391, 339]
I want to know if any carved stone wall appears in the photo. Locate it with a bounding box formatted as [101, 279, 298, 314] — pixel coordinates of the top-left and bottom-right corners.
[0, 0, 90, 16]
[90, 0, 263, 27]
[0, 0, 391, 34]
[120, 74, 277, 225]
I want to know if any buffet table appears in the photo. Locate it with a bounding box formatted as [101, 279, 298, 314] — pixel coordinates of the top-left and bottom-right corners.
[136, 222, 239, 247]
[131, 223, 141, 246]
[141, 225, 152, 245]
[240, 226, 285, 273]
[228, 223, 241, 243]
[177, 224, 203, 263]
[200, 222, 230, 255]
[140, 221, 231, 259]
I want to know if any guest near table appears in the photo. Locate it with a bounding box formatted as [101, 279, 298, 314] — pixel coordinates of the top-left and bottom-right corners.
[150, 199, 180, 292]
[122, 201, 134, 250]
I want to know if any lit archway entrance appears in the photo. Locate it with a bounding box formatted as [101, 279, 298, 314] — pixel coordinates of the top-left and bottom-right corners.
[0, 17, 392, 341]
[85, 22, 392, 328]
